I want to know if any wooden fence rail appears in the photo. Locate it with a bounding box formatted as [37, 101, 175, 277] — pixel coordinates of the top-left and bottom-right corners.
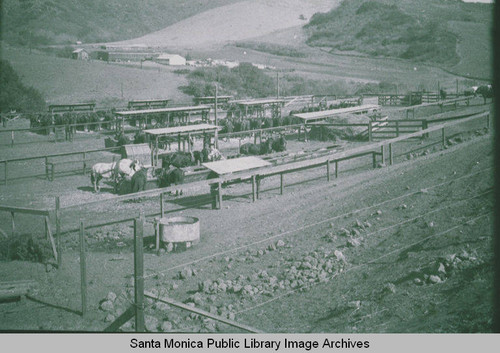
[0, 146, 121, 184]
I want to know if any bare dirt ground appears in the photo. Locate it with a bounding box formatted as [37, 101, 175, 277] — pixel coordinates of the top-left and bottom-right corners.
[0, 112, 493, 332]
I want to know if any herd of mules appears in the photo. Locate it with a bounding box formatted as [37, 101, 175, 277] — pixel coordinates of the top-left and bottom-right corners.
[90, 134, 287, 194]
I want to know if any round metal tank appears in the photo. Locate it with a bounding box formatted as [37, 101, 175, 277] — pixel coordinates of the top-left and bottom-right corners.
[159, 216, 200, 244]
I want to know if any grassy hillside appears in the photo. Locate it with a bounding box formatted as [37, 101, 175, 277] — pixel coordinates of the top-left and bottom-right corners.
[304, 0, 492, 68]
[2, 47, 191, 106]
[1, 0, 243, 45]
[111, 0, 335, 49]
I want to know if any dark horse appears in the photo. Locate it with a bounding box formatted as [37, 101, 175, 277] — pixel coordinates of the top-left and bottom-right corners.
[131, 168, 148, 193]
[155, 167, 185, 188]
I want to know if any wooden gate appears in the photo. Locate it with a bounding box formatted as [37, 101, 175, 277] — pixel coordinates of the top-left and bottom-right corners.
[368, 119, 426, 141]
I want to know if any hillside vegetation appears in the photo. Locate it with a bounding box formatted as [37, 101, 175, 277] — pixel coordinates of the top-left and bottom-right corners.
[1, 0, 243, 45]
[0, 60, 46, 113]
[304, 0, 492, 66]
[180, 63, 397, 99]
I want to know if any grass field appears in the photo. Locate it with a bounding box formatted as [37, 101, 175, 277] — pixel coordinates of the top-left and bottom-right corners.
[2, 47, 192, 107]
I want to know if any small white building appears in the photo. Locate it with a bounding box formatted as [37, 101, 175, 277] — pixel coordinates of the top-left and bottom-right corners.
[72, 48, 89, 60]
[155, 54, 186, 66]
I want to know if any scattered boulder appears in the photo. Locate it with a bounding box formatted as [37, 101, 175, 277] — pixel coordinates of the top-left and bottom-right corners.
[429, 275, 442, 284]
[160, 321, 173, 332]
[100, 300, 114, 312]
[383, 282, 396, 294]
[144, 315, 159, 332]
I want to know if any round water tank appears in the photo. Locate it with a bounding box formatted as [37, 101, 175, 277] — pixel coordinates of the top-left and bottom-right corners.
[159, 216, 200, 244]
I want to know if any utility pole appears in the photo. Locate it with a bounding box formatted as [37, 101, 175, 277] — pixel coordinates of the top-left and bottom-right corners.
[276, 72, 280, 99]
[214, 83, 218, 126]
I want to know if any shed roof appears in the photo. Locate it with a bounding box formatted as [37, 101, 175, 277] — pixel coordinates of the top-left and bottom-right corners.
[235, 99, 286, 106]
[202, 156, 271, 175]
[116, 105, 211, 116]
[293, 104, 380, 122]
[157, 54, 185, 60]
[143, 124, 217, 136]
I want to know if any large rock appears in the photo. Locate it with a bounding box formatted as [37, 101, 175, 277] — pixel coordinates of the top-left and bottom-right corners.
[100, 300, 114, 312]
[145, 315, 159, 332]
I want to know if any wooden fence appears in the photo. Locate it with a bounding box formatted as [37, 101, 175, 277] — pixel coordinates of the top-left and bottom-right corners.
[368, 119, 427, 141]
[0, 146, 121, 184]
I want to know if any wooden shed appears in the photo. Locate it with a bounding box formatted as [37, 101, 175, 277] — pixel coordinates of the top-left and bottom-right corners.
[121, 143, 152, 167]
[72, 48, 90, 60]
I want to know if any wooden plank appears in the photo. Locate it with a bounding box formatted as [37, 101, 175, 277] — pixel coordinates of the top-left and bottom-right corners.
[389, 143, 393, 166]
[134, 215, 145, 332]
[11, 212, 15, 237]
[280, 173, 284, 195]
[217, 182, 223, 209]
[144, 292, 263, 333]
[55, 197, 61, 267]
[203, 157, 271, 175]
[45, 216, 58, 262]
[104, 305, 135, 332]
[79, 220, 87, 316]
[252, 175, 256, 202]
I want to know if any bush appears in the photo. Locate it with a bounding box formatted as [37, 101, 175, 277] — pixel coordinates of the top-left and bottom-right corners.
[0, 60, 46, 113]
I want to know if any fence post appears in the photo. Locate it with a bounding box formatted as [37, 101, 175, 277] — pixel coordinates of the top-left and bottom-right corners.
[251, 175, 257, 202]
[45, 156, 49, 180]
[441, 127, 446, 148]
[368, 121, 372, 141]
[335, 161, 339, 178]
[134, 215, 145, 332]
[486, 114, 490, 129]
[4, 161, 7, 185]
[11, 131, 14, 147]
[380, 145, 385, 165]
[79, 220, 87, 317]
[396, 121, 400, 137]
[389, 143, 393, 166]
[217, 182, 223, 209]
[326, 160, 330, 182]
[160, 193, 164, 218]
[256, 176, 260, 200]
[82, 152, 87, 175]
[280, 173, 284, 195]
[154, 218, 160, 256]
[11, 212, 15, 237]
[55, 196, 61, 267]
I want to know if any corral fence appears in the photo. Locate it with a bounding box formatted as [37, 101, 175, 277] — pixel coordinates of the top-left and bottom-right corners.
[0, 111, 490, 331]
[378, 92, 462, 106]
[368, 119, 427, 141]
[0, 146, 121, 184]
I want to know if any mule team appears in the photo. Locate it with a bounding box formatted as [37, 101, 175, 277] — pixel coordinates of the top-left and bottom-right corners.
[90, 135, 287, 194]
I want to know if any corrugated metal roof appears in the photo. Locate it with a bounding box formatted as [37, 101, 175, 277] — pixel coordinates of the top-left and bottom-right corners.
[157, 54, 185, 60]
[202, 156, 271, 175]
[293, 104, 380, 121]
[116, 105, 211, 116]
[144, 124, 217, 136]
[236, 99, 286, 106]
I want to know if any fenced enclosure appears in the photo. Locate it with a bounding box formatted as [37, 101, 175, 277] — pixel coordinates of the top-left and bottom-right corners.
[0, 110, 491, 332]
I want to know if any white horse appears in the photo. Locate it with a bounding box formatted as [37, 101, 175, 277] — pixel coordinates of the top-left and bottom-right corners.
[90, 159, 141, 192]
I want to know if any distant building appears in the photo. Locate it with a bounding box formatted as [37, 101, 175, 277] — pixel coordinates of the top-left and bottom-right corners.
[72, 48, 89, 60]
[155, 54, 186, 66]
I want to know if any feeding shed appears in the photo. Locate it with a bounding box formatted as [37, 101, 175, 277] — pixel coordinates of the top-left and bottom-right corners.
[144, 124, 219, 167]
